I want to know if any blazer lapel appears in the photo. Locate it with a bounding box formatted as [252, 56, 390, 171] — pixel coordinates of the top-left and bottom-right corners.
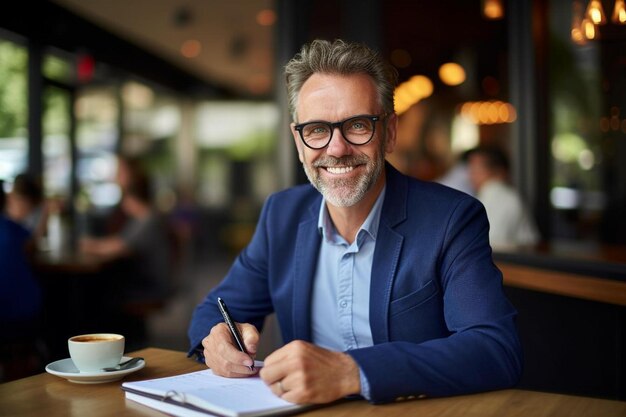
[370, 163, 408, 344]
[292, 203, 322, 341]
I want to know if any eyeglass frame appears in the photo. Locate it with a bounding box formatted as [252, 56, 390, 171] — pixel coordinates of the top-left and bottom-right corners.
[293, 113, 387, 150]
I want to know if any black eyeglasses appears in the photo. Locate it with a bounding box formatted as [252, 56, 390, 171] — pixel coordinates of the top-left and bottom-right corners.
[294, 114, 385, 150]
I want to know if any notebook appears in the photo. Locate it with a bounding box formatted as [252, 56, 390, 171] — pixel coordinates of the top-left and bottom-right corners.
[121, 365, 309, 417]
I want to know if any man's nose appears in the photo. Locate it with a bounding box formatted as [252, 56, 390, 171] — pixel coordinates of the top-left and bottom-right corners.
[325, 127, 353, 157]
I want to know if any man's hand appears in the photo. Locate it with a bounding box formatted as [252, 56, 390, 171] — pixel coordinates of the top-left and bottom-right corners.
[259, 340, 361, 404]
[201, 322, 259, 377]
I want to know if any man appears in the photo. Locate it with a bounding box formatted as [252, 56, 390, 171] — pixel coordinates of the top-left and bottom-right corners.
[188, 39, 522, 405]
[467, 146, 540, 250]
[0, 180, 42, 327]
[0, 180, 43, 382]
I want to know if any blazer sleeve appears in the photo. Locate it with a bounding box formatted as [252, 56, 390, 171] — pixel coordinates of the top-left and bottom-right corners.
[347, 197, 523, 403]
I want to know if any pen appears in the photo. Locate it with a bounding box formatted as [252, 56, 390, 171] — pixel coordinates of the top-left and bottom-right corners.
[217, 297, 255, 371]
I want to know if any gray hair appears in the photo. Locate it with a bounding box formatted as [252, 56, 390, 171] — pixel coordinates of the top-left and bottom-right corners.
[285, 39, 398, 122]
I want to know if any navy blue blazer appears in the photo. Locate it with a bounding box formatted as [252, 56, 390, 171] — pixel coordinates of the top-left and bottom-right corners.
[188, 163, 522, 403]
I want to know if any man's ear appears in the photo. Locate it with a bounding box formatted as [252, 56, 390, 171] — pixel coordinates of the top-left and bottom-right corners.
[384, 113, 398, 154]
[290, 123, 305, 163]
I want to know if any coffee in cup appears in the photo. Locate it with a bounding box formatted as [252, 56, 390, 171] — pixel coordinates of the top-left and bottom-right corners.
[68, 333, 125, 372]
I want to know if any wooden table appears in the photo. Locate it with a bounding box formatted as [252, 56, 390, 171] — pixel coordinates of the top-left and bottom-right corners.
[33, 249, 111, 275]
[1, 348, 625, 417]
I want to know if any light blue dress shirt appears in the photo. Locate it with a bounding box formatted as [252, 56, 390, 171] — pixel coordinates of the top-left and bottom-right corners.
[311, 186, 386, 399]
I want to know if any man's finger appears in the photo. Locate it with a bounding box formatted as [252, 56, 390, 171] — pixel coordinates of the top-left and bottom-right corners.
[238, 323, 260, 355]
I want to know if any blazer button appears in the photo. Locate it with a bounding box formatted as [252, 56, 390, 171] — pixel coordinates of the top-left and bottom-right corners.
[418, 394, 427, 399]
[407, 395, 416, 400]
[395, 396, 405, 401]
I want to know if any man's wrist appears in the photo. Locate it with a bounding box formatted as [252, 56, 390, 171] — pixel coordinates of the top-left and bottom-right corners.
[339, 352, 361, 396]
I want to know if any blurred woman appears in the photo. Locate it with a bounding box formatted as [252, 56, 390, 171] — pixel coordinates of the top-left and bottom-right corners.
[80, 174, 171, 299]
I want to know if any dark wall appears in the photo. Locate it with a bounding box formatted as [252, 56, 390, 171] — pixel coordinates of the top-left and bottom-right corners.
[505, 286, 625, 400]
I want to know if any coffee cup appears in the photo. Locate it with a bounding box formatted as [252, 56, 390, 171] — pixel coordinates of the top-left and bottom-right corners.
[68, 333, 125, 372]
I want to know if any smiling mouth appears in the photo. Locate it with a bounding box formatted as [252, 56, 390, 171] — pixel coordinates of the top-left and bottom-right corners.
[325, 166, 355, 174]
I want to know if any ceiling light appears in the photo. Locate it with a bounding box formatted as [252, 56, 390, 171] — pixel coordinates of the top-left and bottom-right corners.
[459, 101, 516, 124]
[256, 9, 277, 26]
[482, 0, 504, 19]
[582, 18, 597, 39]
[394, 75, 433, 114]
[439, 63, 466, 86]
[613, 0, 626, 23]
[408, 75, 434, 98]
[181, 40, 202, 58]
[586, 0, 607, 24]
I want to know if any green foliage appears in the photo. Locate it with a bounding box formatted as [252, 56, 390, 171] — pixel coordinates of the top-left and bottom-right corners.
[43, 54, 72, 83]
[0, 40, 28, 138]
[43, 87, 70, 135]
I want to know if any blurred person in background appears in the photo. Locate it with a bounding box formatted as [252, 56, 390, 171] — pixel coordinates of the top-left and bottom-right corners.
[0, 179, 44, 381]
[80, 173, 171, 300]
[435, 149, 474, 196]
[104, 155, 149, 235]
[5, 173, 47, 241]
[467, 146, 540, 250]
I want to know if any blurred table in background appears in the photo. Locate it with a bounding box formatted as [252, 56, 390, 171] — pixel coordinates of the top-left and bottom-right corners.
[32, 249, 139, 362]
[33, 249, 111, 275]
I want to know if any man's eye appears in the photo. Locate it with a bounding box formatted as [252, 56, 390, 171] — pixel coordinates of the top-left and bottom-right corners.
[305, 124, 329, 136]
[347, 119, 371, 131]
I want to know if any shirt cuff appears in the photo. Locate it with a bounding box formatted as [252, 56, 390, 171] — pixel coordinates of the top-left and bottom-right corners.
[191, 346, 205, 363]
[358, 365, 372, 400]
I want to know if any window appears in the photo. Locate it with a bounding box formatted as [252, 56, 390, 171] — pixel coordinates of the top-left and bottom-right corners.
[548, 0, 626, 245]
[0, 36, 28, 182]
[195, 101, 280, 207]
[122, 81, 180, 210]
[75, 86, 120, 209]
[42, 86, 72, 198]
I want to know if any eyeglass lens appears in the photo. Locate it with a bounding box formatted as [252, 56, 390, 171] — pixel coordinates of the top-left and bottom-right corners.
[301, 116, 376, 149]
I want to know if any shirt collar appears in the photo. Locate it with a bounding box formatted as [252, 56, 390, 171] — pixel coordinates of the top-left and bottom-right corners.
[317, 185, 387, 244]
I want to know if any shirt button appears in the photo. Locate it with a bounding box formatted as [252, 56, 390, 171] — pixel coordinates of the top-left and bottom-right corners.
[339, 300, 348, 308]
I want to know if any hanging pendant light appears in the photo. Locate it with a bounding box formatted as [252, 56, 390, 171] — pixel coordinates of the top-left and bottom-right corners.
[612, 0, 626, 24]
[582, 17, 597, 39]
[586, 0, 607, 24]
[482, 0, 504, 20]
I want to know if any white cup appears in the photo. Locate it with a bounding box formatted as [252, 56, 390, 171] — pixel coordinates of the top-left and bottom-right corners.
[68, 333, 125, 372]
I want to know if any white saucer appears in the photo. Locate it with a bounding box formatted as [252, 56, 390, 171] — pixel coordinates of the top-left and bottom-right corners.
[45, 356, 145, 384]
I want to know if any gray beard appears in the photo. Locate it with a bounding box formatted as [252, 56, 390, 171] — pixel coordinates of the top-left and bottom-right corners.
[303, 153, 384, 207]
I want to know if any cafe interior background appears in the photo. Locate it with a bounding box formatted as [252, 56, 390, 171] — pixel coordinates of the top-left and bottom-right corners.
[1, 0, 625, 402]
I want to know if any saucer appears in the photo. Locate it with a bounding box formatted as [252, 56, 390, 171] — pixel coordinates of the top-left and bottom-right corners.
[45, 356, 145, 384]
